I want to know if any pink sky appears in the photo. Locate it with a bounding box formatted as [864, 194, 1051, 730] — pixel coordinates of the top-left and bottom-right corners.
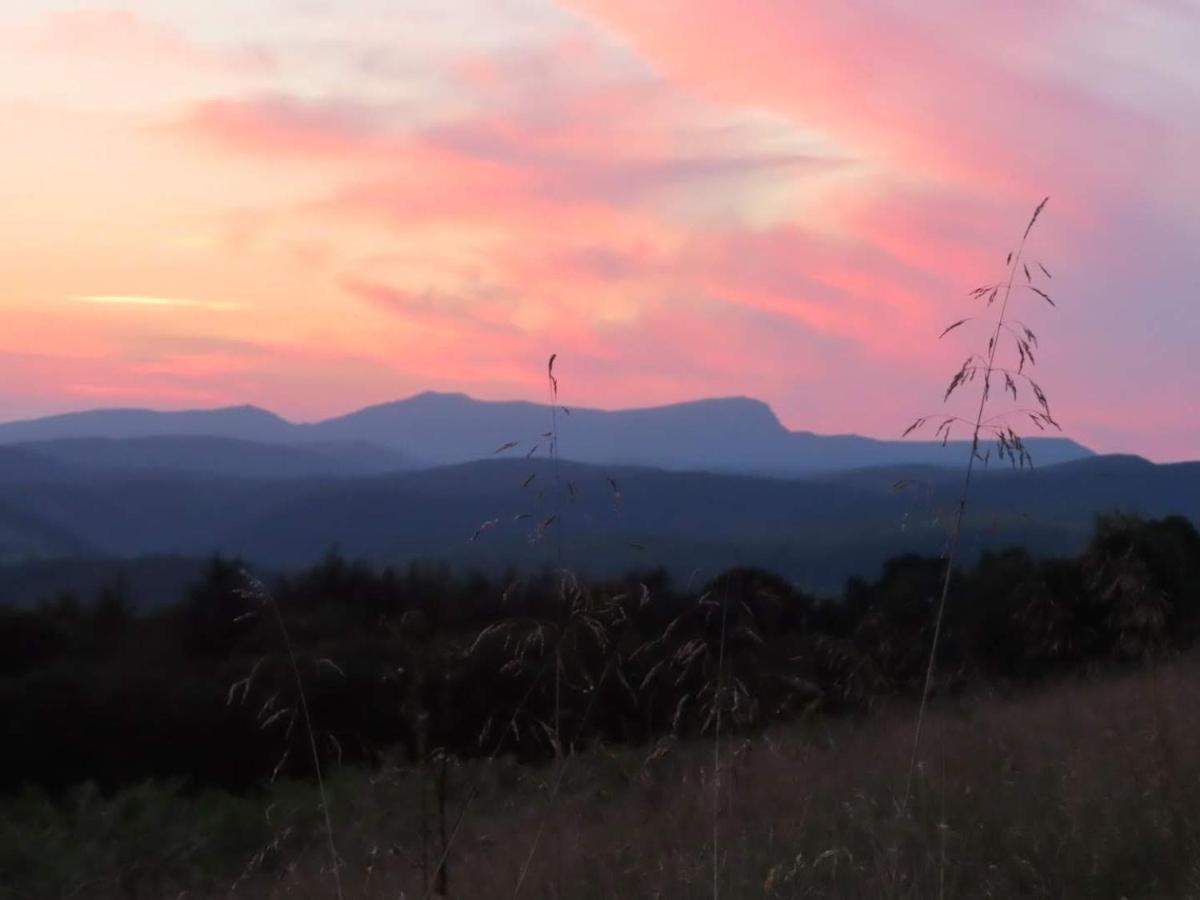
[0, 2, 1196, 460]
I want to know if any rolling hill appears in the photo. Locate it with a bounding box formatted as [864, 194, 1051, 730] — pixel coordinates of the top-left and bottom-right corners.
[0, 449, 1193, 603]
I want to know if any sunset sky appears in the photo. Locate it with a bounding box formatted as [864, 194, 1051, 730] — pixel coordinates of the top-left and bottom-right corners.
[1, 1, 1196, 460]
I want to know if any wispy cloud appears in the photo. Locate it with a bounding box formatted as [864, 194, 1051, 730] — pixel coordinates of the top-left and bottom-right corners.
[74, 295, 240, 312]
[342, 279, 520, 336]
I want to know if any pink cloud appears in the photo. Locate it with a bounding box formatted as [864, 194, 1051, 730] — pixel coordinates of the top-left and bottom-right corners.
[177, 96, 382, 157]
[31, 8, 273, 75]
[169, 73, 1182, 452]
[341, 279, 521, 336]
[560, 2, 1144, 193]
[176, 90, 831, 221]
[543, 0, 1197, 455]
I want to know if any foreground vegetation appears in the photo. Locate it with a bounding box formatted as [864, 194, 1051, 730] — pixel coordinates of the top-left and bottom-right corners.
[5, 656, 1200, 898]
[2, 512, 1198, 897]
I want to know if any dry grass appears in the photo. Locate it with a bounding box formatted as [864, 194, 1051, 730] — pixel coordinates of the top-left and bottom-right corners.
[196, 656, 1200, 899]
[232, 573, 344, 900]
[903, 197, 1060, 809]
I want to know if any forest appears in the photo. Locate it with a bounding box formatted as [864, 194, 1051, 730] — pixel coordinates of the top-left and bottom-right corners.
[4, 513, 1197, 793]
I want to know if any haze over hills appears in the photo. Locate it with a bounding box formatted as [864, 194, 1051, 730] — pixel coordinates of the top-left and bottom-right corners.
[0, 392, 1094, 475]
[0, 445, 1195, 603]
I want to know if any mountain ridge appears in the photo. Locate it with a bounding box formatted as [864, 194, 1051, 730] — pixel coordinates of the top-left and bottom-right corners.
[0, 393, 1094, 475]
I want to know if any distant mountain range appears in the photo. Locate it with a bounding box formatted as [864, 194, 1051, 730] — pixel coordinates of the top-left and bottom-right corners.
[5, 392, 1184, 606]
[0, 444, 1195, 602]
[0, 392, 1092, 476]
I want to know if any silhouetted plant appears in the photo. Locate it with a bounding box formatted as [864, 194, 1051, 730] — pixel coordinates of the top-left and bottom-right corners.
[901, 196, 1060, 808]
[231, 573, 344, 900]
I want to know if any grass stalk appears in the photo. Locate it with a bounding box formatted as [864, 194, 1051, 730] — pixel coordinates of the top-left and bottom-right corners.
[420, 651, 557, 900]
[511, 612, 638, 898]
[241, 573, 344, 900]
[547, 354, 566, 758]
[902, 197, 1056, 811]
[712, 583, 730, 900]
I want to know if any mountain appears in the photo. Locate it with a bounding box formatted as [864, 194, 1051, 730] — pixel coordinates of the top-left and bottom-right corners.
[0, 393, 1093, 475]
[0, 498, 93, 562]
[0, 452, 1194, 600]
[309, 393, 788, 468]
[306, 392, 1092, 472]
[0, 405, 294, 443]
[11, 436, 416, 479]
[212, 455, 1197, 584]
[0, 447, 75, 483]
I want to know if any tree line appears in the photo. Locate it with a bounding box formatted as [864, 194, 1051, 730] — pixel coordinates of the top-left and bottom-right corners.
[1, 513, 1197, 794]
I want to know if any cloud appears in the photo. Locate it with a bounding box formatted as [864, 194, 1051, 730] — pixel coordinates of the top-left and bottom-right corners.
[75, 295, 240, 312]
[27, 8, 273, 76]
[340, 279, 521, 336]
[176, 88, 834, 221]
[176, 95, 388, 157]
[546, 0, 1199, 456]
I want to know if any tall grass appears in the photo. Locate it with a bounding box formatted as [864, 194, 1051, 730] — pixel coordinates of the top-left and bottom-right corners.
[145, 655, 1199, 899]
[901, 197, 1060, 809]
[469, 353, 644, 896]
[233, 573, 344, 900]
[711, 584, 730, 900]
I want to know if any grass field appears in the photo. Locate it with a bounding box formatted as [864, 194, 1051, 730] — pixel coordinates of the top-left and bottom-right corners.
[6, 654, 1199, 899]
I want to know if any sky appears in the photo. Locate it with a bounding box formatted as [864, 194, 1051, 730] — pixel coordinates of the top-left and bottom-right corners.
[0, 1, 1196, 460]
